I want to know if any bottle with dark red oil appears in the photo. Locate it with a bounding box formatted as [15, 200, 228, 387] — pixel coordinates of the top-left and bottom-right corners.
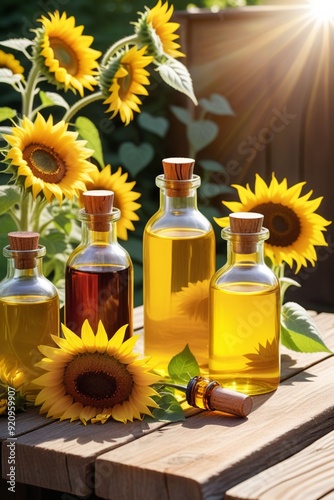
[65, 190, 133, 340]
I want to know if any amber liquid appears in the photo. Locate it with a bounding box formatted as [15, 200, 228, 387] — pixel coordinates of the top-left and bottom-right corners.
[144, 227, 215, 376]
[0, 295, 59, 387]
[65, 265, 132, 339]
[209, 282, 280, 395]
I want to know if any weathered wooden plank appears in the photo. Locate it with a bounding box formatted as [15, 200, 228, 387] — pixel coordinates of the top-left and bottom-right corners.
[95, 355, 334, 500]
[225, 430, 334, 500]
[0, 407, 53, 443]
[1, 413, 168, 497]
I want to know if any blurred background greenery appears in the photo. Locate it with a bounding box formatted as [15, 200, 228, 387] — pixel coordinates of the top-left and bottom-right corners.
[0, 0, 262, 305]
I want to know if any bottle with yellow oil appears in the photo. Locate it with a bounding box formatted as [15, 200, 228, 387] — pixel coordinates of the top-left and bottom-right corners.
[209, 212, 280, 395]
[0, 232, 59, 394]
[143, 158, 216, 376]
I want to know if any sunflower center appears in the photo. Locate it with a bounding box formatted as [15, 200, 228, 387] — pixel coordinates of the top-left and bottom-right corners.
[64, 353, 133, 409]
[23, 143, 66, 183]
[252, 202, 301, 246]
[49, 37, 79, 76]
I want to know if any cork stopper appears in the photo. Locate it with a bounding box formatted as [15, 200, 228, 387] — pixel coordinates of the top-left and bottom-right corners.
[186, 376, 253, 418]
[229, 212, 264, 254]
[209, 385, 253, 417]
[8, 231, 40, 270]
[162, 157, 195, 197]
[82, 190, 114, 231]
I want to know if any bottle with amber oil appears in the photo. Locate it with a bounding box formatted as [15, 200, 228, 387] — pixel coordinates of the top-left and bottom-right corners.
[0, 231, 60, 392]
[209, 212, 280, 395]
[143, 158, 216, 376]
[65, 190, 133, 339]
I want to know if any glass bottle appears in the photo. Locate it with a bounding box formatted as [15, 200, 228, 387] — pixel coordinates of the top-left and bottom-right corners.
[0, 231, 60, 392]
[209, 212, 280, 395]
[186, 375, 253, 417]
[65, 190, 133, 340]
[143, 157, 216, 376]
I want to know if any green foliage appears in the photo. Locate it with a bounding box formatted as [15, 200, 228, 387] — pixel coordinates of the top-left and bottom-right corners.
[168, 344, 200, 384]
[281, 302, 333, 353]
[75, 117, 105, 169]
[150, 344, 200, 422]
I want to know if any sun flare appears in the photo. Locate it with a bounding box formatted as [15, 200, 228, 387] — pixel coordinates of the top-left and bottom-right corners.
[309, 0, 334, 23]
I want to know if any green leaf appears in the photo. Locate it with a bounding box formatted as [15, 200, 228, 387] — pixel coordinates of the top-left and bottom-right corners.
[0, 185, 20, 214]
[170, 105, 191, 126]
[0, 107, 17, 123]
[168, 344, 200, 385]
[187, 120, 218, 153]
[0, 38, 33, 53]
[151, 392, 185, 422]
[0, 69, 23, 86]
[279, 276, 300, 303]
[75, 117, 105, 168]
[118, 142, 154, 175]
[155, 57, 198, 105]
[40, 230, 68, 256]
[281, 302, 332, 353]
[199, 159, 225, 172]
[39, 91, 69, 110]
[199, 94, 235, 116]
[137, 112, 169, 137]
[201, 181, 234, 198]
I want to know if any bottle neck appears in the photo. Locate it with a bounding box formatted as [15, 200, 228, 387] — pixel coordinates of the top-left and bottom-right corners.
[156, 174, 200, 212]
[226, 239, 266, 265]
[223, 227, 269, 266]
[78, 208, 120, 245]
[3, 245, 46, 278]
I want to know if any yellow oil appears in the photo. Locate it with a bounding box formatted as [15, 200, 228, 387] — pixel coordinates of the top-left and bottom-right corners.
[209, 282, 280, 395]
[0, 295, 60, 389]
[144, 227, 215, 376]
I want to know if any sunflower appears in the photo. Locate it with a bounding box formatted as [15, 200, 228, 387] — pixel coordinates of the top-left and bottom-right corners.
[0, 356, 35, 413]
[100, 45, 153, 125]
[173, 280, 210, 323]
[81, 165, 141, 240]
[214, 173, 331, 272]
[32, 11, 101, 96]
[0, 49, 24, 75]
[3, 113, 95, 204]
[33, 321, 160, 424]
[134, 1, 184, 59]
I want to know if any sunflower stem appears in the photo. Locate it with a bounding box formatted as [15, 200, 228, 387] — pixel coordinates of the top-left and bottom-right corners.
[101, 34, 138, 66]
[30, 198, 48, 234]
[18, 190, 31, 231]
[63, 92, 104, 124]
[22, 64, 41, 118]
[160, 382, 187, 393]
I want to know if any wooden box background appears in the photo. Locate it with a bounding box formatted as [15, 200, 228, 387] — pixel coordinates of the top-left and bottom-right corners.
[169, 5, 334, 312]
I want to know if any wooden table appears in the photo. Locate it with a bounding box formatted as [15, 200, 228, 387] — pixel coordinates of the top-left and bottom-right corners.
[1, 307, 334, 500]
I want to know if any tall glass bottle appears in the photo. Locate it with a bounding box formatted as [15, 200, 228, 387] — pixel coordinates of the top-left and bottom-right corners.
[209, 212, 280, 395]
[65, 190, 133, 340]
[143, 158, 216, 376]
[0, 231, 60, 393]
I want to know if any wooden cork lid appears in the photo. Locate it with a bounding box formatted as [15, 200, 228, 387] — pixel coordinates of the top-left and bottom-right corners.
[209, 385, 253, 417]
[162, 157, 195, 196]
[8, 231, 40, 269]
[229, 212, 264, 254]
[83, 190, 114, 231]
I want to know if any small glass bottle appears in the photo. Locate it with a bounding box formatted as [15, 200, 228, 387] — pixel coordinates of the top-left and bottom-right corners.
[209, 212, 280, 395]
[0, 231, 60, 392]
[186, 376, 253, 417]
[143, 157, 216, 376]
[65, 190, 133, 339]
